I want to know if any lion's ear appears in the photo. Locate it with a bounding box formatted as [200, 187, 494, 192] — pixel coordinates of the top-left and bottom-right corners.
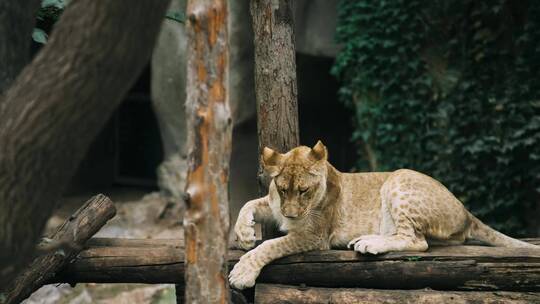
[262, 147, 283, 177]
[310, 140, 327, 162]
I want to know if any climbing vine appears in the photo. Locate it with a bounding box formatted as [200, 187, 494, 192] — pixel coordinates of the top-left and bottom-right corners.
[333, 0, 540, 235]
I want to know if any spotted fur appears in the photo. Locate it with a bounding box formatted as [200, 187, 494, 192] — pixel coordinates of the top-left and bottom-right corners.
[228, 141, 538, 289]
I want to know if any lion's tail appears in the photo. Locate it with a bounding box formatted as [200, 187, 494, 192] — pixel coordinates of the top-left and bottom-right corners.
[468, 213, 538, 248]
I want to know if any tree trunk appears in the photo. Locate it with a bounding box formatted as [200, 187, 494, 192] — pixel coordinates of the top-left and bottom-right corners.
[255, 284, 540, 304]
[182, 0, 232, 303]
[0, 0, 171, 287]
[250, 0, 300, 240]
[53, 238, 540, 292]
[3, 195, 116, 304]
[0, 0, 40, 94]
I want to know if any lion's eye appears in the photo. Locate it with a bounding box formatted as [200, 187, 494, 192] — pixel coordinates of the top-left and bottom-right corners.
[299, 187, 309, 195]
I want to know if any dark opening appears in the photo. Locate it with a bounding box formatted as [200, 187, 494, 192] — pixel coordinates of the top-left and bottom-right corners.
[297, 53, 356, 172]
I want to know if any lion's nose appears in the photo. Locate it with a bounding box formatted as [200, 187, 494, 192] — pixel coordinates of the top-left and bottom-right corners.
[282, 206, 299, 218]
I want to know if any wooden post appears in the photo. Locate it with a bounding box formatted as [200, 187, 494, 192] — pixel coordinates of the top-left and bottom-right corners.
[2, 195, 116, 304]
[250, 0, 300, 240]
[181, 0, 231, 303]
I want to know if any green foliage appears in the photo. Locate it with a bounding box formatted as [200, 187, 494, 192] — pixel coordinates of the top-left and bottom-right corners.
[165, 11, 186, 24]
[32, 0, 185, 44]
[333, 0, 540, 235]
[32, 28, 48, 44]
[32, 0, 66, 44]
[41, 0, 67, 9]
[37, 0, 66, 22]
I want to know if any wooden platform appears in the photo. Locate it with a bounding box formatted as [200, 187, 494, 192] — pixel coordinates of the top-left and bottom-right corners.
[52, 238, 540, 292]
[254, 284, 540, 303]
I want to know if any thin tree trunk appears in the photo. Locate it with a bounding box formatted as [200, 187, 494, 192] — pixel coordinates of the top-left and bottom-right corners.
[182, 0, 231, 303]
[3, 195, 116, 304]
[0, 0, 40, 94]
[0, 0, 171, 287]
[250, 0, 300, 240]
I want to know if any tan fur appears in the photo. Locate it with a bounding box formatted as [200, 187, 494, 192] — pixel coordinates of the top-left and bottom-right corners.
[229, 141, 538, 289]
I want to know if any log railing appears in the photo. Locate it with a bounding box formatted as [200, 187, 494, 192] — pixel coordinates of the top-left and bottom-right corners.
[53, 238, 540, 292]
[254, 284, 540, 304]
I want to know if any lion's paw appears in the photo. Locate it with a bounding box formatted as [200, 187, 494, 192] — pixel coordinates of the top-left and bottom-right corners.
[229, 258, 260, 290]
[234, 215, 256, 250]
[348, 235, 391, 255]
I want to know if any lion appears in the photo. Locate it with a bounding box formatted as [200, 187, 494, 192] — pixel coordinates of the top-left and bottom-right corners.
[228, 141, 537, 289]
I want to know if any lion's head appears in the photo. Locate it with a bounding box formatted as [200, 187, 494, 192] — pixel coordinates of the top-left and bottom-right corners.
[262, 141, 329, 219]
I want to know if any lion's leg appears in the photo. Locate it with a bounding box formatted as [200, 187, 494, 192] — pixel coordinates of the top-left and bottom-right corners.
[348, 195, 428, 254]
[234, 197, 274, 250]
[229, 234, 321, 289]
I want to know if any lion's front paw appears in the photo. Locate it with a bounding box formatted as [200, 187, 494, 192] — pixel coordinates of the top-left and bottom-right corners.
[348, 235, 390, 255]
[234, 215, 256, 250]
[229, 258, 260, 290]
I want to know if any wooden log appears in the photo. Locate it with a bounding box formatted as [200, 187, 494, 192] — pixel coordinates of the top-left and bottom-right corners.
[53, 238, 540, 291]
[250, 0, 300, 240]
[2, 195, 116, 304]
[183, 0, 231, 302]
[255, 284, 540, 304]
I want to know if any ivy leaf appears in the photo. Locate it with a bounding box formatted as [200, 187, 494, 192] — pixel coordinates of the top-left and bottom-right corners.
[165, 11, 185, 24]
[32, 28, 48, 44]
[41, 0, 66, 9]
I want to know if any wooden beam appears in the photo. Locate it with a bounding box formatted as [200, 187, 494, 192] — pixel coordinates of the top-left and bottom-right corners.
[255, 284, 540, 304]
[53, 238, 540, 291]
[3, 195, 116, 304]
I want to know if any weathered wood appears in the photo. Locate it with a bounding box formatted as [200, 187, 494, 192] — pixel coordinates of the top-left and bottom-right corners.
[183, 0, 231, 303]
[0, 0, 171, 286]
[2, 195, 116, 304]
[54, 238, 540, 291]
[251, 0, 300, 240]
[255, 284, 540, 304]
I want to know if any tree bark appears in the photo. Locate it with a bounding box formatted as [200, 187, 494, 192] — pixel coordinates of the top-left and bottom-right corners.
[0, 0, 171, 287]
[182, 0, 232, 303]
[0, 0, 40, 94]
[53, 238, 540, 291]
[255, 284, 540, 304]
[250, 0, 300, 240]
[2, 195, 116, 304]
